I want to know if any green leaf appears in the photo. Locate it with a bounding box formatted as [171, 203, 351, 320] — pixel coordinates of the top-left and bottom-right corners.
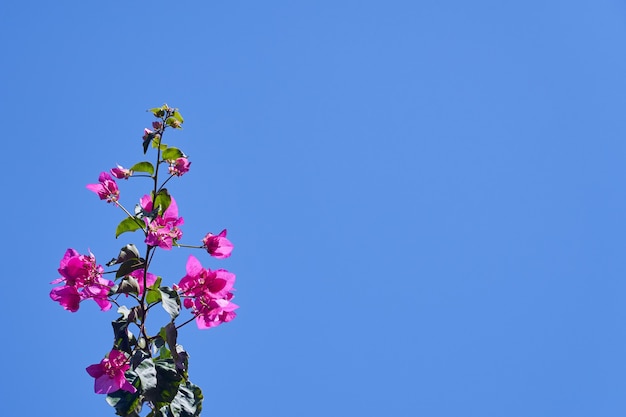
[152, 359, 183, 406]
[130, 161, 155, 176]
[115, 217, 144, 238]
[168, 380, 203, 417]
[146, 276, 163, 304]
[151, 138, 167, 150]
[116, 258, 145, 278]
[162, 147, 185, 161]
[149, 106, 167, 118]
[172, 110, 184, 124]
[174, 345, 189, 378]
[159, 287, 181, 320]
[116, 276, 140, 295]
[165, 117, 183, 129]
[106, 372, 142, 416]
[112, 316, 134, 354]
[153, 189, 172, 215]
[136, 358, 158, 393]
[163, 323, 178, 355]
[107, 244, 141, 267]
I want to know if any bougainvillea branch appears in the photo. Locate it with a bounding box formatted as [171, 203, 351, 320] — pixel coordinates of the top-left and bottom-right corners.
[50, 104, 237, 417]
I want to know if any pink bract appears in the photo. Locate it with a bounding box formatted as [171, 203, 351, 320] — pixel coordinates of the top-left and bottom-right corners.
[111, 164, 132, 179]
[141, 195, 184, 250]
[177, 255, 238, 330]
[86, 350, 136, 394]
[202, 229, 234, 259]
[86, 172, 119, 203]
[168, 157, 191, 177]
[50, 249, 114, 312]
[128, 268, 157, 295]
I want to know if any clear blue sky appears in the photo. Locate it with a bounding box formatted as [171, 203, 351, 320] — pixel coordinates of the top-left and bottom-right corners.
[2, 1, 626, 416]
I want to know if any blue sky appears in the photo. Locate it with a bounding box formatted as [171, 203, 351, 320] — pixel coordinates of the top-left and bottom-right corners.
[3, 1, 626, 416]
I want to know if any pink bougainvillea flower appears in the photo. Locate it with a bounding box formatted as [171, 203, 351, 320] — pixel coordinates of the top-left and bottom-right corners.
[168, 157, 191, 177]
[49, 285, 81, 312]
[110, 164, 132, 180]
[178, 256, 235, 298]
[50, 249, 114, 312]
[191, 294, 239, 329]
[202, 229, 233, 259]
[86, 350, 136, 394]
[140, 194, 184, 250]
[86, 172, 119, 203]
[128, 268, 157, 295]
[177, 255, 238, 330]
[152, 121, 162, 130]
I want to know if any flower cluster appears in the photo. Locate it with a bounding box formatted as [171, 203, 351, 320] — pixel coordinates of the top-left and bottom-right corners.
[141, 194, 184, 250]
[86, 172, 119, 203]
[168, 157, 191, 176]
[176, 255, 238, 329]
[86, 350, 136, 394]
[50, 249, 114, 312]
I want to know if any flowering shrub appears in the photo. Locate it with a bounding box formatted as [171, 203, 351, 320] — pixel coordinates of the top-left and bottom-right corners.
[50, 105, 236, 416]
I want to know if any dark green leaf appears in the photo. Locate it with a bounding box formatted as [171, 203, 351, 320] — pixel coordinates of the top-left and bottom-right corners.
[163, 323, 178, 356]
[143, 131, 158, 154]
[116, 276, 140, 295]
[174, 345, 189, 376]
[130, 349, 151, 369]
[168, 380, 203, 417]
[152, 359, 183, 405]
[162, 147, 185, 161]
[106, 372, 142, 416]
[115, 217, 144, 238]
[116, 258, 146, 279]
[159, 287, 181, 319]
[107, 244, 141, 267]
[112, 316, 134, 354]
[130, 161, 155, 176]
[136, 358, 158, 393]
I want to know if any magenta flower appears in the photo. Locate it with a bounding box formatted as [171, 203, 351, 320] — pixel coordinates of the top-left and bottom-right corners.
[202, 229, 234, 259]
[177, 255, 238, 330]
[49, 285, 80, 312]
[152, 121, 162, 130]
[190, 294, 239, 329]
[86, 350, 136, 394]
[110, 164, 132, 179]
[141, 194, 184, 250]
[168, 157, 191, 177]
[50, 249, 114, 312]
[86, 172, 119, 203]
